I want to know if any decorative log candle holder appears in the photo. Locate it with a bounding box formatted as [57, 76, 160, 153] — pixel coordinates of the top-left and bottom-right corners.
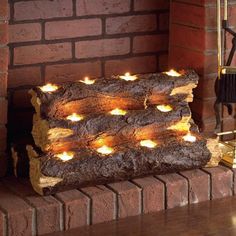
[27, 69, 211, 195]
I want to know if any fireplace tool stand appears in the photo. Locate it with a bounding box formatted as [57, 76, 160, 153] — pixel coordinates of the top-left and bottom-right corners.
[216, 0, 236, 167]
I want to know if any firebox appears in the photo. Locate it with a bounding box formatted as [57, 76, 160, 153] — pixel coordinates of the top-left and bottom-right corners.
[0, 0, 235, 234]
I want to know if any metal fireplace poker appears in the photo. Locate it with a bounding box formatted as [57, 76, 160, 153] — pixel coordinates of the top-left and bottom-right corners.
[216, 0, 236, 167]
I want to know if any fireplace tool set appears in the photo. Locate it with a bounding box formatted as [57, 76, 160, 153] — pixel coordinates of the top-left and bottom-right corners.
[216, 0, 236, 167]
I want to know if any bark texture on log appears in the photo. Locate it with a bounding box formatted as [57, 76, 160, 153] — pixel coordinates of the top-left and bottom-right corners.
[29, 70, 198, 119]
[27, 135, 210, 195]
[32, 104, 192, 152]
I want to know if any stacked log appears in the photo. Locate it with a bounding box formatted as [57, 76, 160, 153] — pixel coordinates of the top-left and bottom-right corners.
[28, 70, 211, 195]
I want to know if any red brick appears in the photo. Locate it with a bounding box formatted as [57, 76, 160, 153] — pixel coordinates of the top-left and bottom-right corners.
[168, 46, 217, 76]
[170, 24, 217, 52]
[0, 73, 7, 97]
[203, 166, 233, 199]
[12, 89, 32, 108]
[76, 0, 130, 16]
[175, 0, 216, 7]
[193, 75, 216, 99]
[14, 43, 72, 65]
[56, 190, 90, 230]
[222, 117, 236, 132]
[0, 22, 8, 44]
[105, 56, 157, 76]
[133, 34, 168, 53]
[0, 183, 33, 236]
[134, 0, 169, 11]
[158, 54, 168, 71]
[0, 125, 6, 152]
[14, 0, 73, 21]
[106, 15, 157, 34]
[0, 47, 8, 71]
[45, 19, 102, 40]
[76, 38, 130, 59]
[3, 178, 62, 235]
[8, 66, 42, 88]
[157, 173, 188, 209]
[9, 23, 41, 43]
[0, 99, 7, 124]
[108, 181, 141, 219]
[159, 12, 169, 31]
[132, 177, 164, 214]
[190, 98, 215, 120]
[45, 61, 102, 83]
[81, 185, 116, 224]
[171, 2, 205, 28]
[0, 0, 8, 20]
[0, 208, 5, 236]
[181, 169, 210, 204]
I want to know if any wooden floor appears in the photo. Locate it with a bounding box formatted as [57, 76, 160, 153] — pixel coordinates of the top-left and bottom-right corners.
[45, 196, 236, 236]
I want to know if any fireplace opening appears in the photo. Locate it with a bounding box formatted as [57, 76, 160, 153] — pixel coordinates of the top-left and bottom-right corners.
[0, 0, 236, 235]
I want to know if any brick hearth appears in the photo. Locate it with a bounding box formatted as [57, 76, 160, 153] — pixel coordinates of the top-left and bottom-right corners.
[0, 165, 233, 235]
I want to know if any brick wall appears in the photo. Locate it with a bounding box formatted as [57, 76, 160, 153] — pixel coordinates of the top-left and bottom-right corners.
[7, 0, 170, 139]
[169, 0, 236, 134]
[0, 0, 8, 176]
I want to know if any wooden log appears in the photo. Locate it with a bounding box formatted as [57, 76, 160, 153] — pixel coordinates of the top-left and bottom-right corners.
[32, 104, 192, 152]
[27, 133, 210, 195]
[29, 70, 198, 119]
[11, 136, 35, 177]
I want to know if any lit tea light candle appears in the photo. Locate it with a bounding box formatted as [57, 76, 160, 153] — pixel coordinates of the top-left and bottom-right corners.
[109, 108, 127, 116]
[66, 113, 84, 122]
[183, 133, 196, 143]
[39, 83, 59, 92]
[164, 69, 181, 77]
[140, 140, 157, 148]
[56, 151, 74, 162]
[119, 72, 138, 81]
[97, 145, 114, 155]
[79, 76, 95, 85]
[156, 105, 173, 112]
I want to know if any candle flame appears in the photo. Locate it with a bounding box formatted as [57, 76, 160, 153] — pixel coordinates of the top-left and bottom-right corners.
[97, 145, 114, 155]
[164, 69, 181, 77]
[119, 72, 138, 81]
[140, 140, 157, 148]
[156, 105, 173, 112]
[183, 133, 196, 143]
[56, 151, 74, 161]
[66, 113, 84, 122]
[110, 108, 127, 116]
[39, 83, 58, 92]
[79, 77, 95, 85]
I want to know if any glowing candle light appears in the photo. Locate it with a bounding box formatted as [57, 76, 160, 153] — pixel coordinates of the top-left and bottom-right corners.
[156, 105, 173, 112]
[97, 145, 114, 155]
[140, 140, 157, 148]
[66, 113, 84, 122]
[109, 108, 127, 116]
[183, 133, 196, 143]
[79, 76, 95, 85]
[56, 151, 74, 162]
[119, 72, 138, 81]
[39, 83, 58, 92]
[164, 69, 181, 77]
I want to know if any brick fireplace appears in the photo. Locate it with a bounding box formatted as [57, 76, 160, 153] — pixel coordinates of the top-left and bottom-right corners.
[0, 0, 236, 235]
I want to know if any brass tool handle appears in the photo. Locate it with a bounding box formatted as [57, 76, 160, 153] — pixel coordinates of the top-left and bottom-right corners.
[224, 0, 228, 20]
